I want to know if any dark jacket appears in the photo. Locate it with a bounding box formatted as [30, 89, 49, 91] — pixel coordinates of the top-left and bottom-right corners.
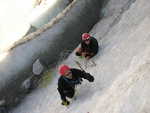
[81, 37, 99, 54]
[57, 68, 94, 101]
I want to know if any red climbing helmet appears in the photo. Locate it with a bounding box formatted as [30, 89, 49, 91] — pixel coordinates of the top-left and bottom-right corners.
[82, 33, 91, 41]
[59, 64, 70, 75]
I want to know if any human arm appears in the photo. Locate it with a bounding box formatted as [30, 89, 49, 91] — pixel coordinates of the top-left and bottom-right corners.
[81, 71, 94, 82]
[71, 69, 94, 82]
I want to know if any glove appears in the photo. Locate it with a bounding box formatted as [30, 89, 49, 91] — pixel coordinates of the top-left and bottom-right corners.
[61, 100, 70, 106]
[86, 73, 94, 82]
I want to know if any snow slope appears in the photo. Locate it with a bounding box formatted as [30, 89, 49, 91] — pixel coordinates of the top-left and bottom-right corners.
[12, 0, 150, 113]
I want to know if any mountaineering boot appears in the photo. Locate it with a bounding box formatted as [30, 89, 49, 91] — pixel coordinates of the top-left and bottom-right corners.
[61, 100, 70, 106]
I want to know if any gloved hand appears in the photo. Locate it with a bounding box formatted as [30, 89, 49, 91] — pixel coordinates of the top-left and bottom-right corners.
[76, 78, 83, 84]
[61, 100, 70, 106]
[86, 73, 94, 82]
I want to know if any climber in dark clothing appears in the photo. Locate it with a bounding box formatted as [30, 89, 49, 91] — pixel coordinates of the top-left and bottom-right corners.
[57, 64, 94, 106]
[75, 33, 99, 60]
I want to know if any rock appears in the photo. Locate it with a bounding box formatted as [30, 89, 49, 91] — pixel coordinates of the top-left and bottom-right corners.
[21, 77, 32, 91]
[32, 59, 44, 76]
[21, 75, 41, 94]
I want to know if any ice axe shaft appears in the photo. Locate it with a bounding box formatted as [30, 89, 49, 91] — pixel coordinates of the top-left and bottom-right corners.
[74, 60, 84, 71]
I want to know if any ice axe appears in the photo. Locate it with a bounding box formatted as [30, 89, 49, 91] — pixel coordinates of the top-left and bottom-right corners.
[74, 60, 84, 71]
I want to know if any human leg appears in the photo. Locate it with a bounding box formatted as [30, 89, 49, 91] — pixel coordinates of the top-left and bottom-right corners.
[65, 89, 75, 99]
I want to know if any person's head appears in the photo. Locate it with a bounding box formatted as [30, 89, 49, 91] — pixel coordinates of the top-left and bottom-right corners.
[82, 33, 91, 44]
[59, 64, 72, 77]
